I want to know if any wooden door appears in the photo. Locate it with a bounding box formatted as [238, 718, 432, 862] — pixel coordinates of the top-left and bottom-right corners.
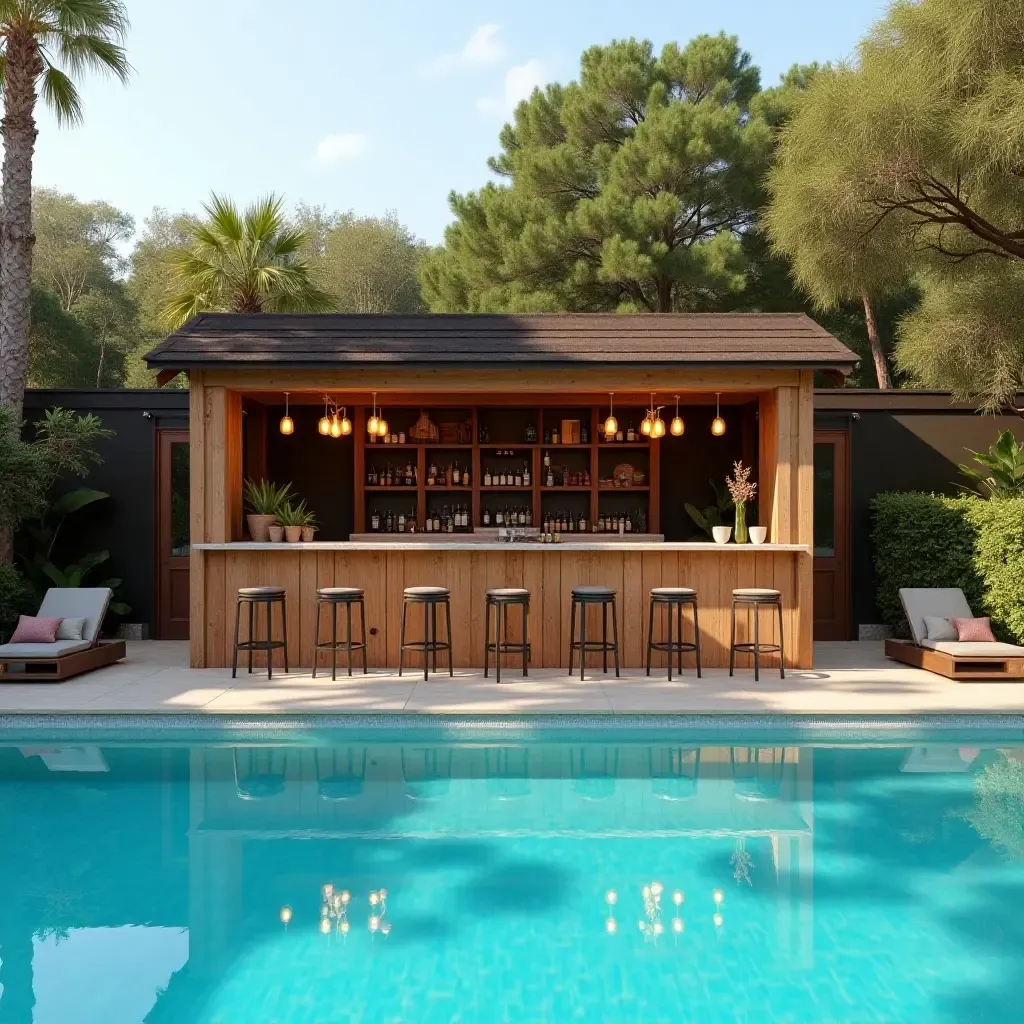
[813, 430, 850, 640]
[156, 430, 191, 640]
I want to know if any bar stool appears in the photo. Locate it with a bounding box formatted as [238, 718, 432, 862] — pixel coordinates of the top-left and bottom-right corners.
[646, 587, 702, 680]
[313, 587, 367, 679]
[568, 585, 620, 680]
[484, 588, 530, 682]
[729, 588, 785, 682]
[399, 586, 453, 679]
[232, 586, 288, 679]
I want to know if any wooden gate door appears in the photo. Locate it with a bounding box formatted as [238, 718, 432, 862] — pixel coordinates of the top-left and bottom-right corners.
[813, 430, 850, 641]
[156, 429, 190, 640]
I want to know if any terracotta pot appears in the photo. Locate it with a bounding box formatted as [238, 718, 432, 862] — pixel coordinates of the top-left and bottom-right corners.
[247, 513, 277, 542]
[301, 526, 316, 542]
[284, 525, 302, 543]
[268, 525, 284, 542]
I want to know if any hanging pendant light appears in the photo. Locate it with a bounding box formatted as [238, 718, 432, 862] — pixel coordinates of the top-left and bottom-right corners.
[603, 393, 618, 438]
[670, 394, 684, 436]
[279, 392, 294, 435]
[367, 393, 380, 436]
[329, 413, 343, 438]
[376, 408, 389, 437]
[339, 407, 352, 435]
[711, 392, 727, 436]
[652, 406, 666, 438]
[318, 396, 332, 436]
[640, 393, 656, 436]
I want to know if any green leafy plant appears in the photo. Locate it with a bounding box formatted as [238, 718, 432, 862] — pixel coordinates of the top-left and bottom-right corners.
[38, 551, 129, 616]
[276, 499, 312, 528]
[685, 480, 734, 539]
[244, 478, 292, 517]
[959, 431, 1024, 497]
[0, 563, 32, 640]
[871, 492, 1024, 641]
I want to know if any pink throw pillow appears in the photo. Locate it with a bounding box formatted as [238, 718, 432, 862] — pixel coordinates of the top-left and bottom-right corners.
[950, 616, 996, 642]
[9, 615, 63, 643]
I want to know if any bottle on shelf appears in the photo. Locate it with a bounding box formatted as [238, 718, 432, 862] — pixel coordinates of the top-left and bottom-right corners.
[581, 423, 589, 443]
[515, 467, 523, 487]
[405, 463, 413, 486]
[463, 466, 470, 486]
[496, 507, 504, 526]
[408, 507, 417, 533]
[578, 513, 587, 532]
[398, 510, 406, 532]
[453, 462, 461, 485]
[626, 425, 635, 442]
[484, 467, 492, 487]
[483, 507, 491, 526]
[432, 509, 441, 532]
[425, 512, 434, 532]
[371, 509, 380, 531]
[385, 510, 394, 533]
[523, 462, 531, 487]
[428, 462, 438, 486]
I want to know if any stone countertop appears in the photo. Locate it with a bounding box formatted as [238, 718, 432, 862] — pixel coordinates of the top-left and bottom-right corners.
[195, 540, 810, 553]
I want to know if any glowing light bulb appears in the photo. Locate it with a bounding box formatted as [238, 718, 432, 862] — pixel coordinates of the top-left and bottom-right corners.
[604, 415, 618, 437]
[329, 416, 343, 438]
[673, 890, 684, 906]
[340, 891, 351, 905]
[279, 414, 294, 436]
[369, 915, 380, 932]
[605, 890, 618, 906]
[320, 918, 331, 935]
[672, 917, 684, 934]
[606, 918, 618, 934]
[378, 888, 388, 901]
[377, 418, 388, 437]
[652, 416, 665, 438]
[369, 892, 380, 906]
[712, 889, 724, 905]
[711, 416, 727, 437]
[367, 414, 379, 435]
[642, 886, 651, 900]
[340, 920, 350, 935]
[340, 415, 352, 435]
[713, 912, 724, 928]
[650, 881, 663, 898]
[322, 884, 334, 901]
[280, 906, 292, 925]
[653, 921, 664, 936]
[640, 416, 652, 436]
[670, 415, 684, 436]
[318, 415, 331, 436]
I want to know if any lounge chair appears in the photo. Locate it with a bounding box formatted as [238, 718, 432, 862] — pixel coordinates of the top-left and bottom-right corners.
[885, 588, 1024, 680]
[0, 587, 126, 682]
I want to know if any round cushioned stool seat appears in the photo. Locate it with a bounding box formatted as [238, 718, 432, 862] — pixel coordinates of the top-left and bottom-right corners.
[572, 585, 615, 598]
[238, 586, 285, 598]
[733, 588, 781, 599]
[317, 587, 364, 599]
[651, 587, 697, 598]
[404, 586, 450, 599]
[487, 588, 530, 599]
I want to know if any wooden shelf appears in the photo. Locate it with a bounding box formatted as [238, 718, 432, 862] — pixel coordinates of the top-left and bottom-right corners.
[481, 485, 533, 492]
[365, 485, 417, 491]
[425, 486, 472, 492]
[597, 442, 651, 449]
[480, 443, 539, 449]
[599, 486, 650, 492]
[542, 486, 592, 492]
[425, 442, 475, 449]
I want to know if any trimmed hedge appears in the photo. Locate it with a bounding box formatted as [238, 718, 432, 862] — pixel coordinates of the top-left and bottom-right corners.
[871, 492, 1024, 642]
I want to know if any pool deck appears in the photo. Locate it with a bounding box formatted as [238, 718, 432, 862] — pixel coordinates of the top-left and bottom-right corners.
[0, 640, 1022, 715]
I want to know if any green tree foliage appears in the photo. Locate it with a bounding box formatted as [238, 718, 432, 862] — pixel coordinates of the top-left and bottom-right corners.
[72, 284, 138, 386]
[421, 35, 773, 313]
[765, 0, 1024, 408]
[0, 0, 130, 423]
[32, 188, 133, 310]
[161, 193, 335, 328]
[28, 287, 98, 387]
[309, 210, 427, 313]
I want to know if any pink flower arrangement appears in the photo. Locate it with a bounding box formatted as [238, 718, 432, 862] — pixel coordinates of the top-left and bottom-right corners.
[725, 461, 756, 505]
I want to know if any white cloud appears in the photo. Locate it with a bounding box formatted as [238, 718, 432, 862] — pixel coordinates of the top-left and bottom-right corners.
[312, 133, 370, 168]
[428, 23, 505, 76]
[476, 59, 546, 115]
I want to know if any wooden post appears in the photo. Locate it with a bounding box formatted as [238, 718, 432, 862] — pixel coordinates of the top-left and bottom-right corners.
[189, 373, 206, 668]
[796, 371, 815, 668]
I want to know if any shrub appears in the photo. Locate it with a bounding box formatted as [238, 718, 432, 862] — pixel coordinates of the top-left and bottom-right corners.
[0, 563, 32, 640]
[871, 492, 1024, 642]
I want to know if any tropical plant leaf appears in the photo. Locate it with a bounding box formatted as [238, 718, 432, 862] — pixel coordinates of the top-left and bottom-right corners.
[49, 487, 109, 520]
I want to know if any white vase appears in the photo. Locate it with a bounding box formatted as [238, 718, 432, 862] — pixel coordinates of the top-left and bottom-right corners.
[712, 526, 732, 545]
[749, 526, 768, 545]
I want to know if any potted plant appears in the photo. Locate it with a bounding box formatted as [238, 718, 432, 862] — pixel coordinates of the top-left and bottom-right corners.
[277, 500, 308, 543]
[244, 479, 292, 541]
[725, 461, 757, 544]
[298, 505, 318, 542]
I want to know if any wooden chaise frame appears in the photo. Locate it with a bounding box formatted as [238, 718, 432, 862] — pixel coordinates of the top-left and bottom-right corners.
[0, 639, 126, 682]
[885, 638, 1024, 681]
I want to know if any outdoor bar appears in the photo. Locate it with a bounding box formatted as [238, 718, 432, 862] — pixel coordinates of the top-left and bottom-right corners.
[145, 313, 857, 671]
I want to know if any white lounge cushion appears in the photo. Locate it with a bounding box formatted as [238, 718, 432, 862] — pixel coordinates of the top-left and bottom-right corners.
[899, 588, 973, 645]
[920, 640, 1024, 657]
[0, 640, 93, 659]
[923, 615, 958, 641]
[37, 588, 111, 643]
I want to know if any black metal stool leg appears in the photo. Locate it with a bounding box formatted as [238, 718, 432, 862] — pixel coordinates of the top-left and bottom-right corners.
[677, 601, 684, 676]
[568, 599, 577, 676]
[398, 599, 408, 676]
[330, 601, 338, 681]
[360, 599, 368, 674]
[646, 598, 654, 676]
[312, 599, 321, 679]
[667, 599, 674, 681]
[495, 599, 502, 684]
[729, 601, 736, 676]
[693, 600, 702, 678]
[282, 596, 289, 674]
[612, 598, 620, 677]
[777, 599, 785, 679]
[753, 601, 761, 683]
[423, 601, 430, 682]
[232, 598, 242, 678]
[484, 598, 492, 678]
[247, 600, 255, 674]
[265, 600, 274, 679]
[445, 598, 453, 677]
[522, 601, 529, 677]
[345, 601, 353, 677]
[579, 602, 587, 681]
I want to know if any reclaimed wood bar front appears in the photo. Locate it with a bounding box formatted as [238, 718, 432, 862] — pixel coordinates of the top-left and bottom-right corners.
[144, 312, 858, 671]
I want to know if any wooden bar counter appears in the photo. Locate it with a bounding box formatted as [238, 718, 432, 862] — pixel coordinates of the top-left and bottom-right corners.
[193, 539, 809, 671]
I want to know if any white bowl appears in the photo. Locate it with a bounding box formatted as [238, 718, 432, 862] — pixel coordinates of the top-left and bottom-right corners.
[712, 526, 732, 545]
[749, 526, 768, 545]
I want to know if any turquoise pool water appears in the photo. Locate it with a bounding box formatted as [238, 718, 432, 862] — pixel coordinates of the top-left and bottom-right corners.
[1, 722, 1023, 1023]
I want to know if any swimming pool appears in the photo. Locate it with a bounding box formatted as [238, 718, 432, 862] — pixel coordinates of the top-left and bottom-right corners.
[1, 716, 1022, 1023]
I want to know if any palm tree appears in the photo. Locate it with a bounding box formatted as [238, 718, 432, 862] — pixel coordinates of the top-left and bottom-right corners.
[161, 193, 336, 328]
[0, 1, 130, 421]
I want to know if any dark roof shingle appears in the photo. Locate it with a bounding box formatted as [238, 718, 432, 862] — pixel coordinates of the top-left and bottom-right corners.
[144, 312, 858, 370]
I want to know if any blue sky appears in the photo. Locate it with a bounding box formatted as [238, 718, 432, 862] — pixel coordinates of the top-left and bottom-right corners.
[33, 0, 889, 246]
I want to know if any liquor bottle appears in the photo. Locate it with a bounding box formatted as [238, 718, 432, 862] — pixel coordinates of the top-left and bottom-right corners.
[484, 467, 492, 487]
[408, 508, 417, 533]
[453, 462, 461, 485]
[523, 463, 531, 487]
[581, 423, 589, 443]
[583, 469, 591, 486]
[428, 462, 437, 486]
[546, 465, 555, 487]
[579, 513, 586, 532]
[405, 463, 413, 486]
[426, 513, 434, 532]
[525, 507, 533, 526]
[433, 509, 441, 532]
[464, 467, 470, 486]
[568, 515, 575, 532]
[543, 451, 551, 469]
[371, 509, 380, 531]
[544, 428, 551, 443]
[496, 507, 504, 526]
[515, 469, 523, 487]
[627, 425, 635, 442]
[483, 507, 491, 526]
[398, 510, 406, 532]
[562, 468, 569, 487]
[552, 428, 560, 444]
[625, 513, 633, 532]
[385, 510, 394, 533]
[617, 427, 625, 442]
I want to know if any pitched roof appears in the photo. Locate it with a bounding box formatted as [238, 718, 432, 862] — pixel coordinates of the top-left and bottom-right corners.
[144, 312, 858, 371]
